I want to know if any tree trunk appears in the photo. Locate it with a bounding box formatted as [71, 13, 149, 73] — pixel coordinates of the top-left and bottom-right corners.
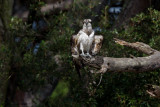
[0, 0, 13, 40]
[0, 0, 13, 105]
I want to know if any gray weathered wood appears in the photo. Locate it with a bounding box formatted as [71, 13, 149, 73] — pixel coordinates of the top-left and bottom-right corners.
[72, 38, 160, 73]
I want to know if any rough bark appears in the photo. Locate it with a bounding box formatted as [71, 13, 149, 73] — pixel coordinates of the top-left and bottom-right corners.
[113, 0, 151, 29]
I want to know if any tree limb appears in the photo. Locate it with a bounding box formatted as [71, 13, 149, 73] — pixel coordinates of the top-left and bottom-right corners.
[114, 38, 156, 55]
[74, 38, 160, 73]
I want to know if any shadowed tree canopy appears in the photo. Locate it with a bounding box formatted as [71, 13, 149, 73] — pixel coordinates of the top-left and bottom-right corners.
[1, 0, 160, 106]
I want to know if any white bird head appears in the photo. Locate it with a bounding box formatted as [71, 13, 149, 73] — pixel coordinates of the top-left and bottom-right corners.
[82, 19, 93, 35]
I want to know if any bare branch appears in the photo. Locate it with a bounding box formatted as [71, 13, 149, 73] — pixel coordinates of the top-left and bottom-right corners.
[114, 38, 156, 55]
[71, 37, 160, 73]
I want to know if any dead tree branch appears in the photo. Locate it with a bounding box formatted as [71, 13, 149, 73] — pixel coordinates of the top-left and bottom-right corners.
[72, 38, 160, 74]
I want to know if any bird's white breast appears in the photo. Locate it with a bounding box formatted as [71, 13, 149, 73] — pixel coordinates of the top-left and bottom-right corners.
[78, 32, 89, 48]
[78, 30, 94, 52]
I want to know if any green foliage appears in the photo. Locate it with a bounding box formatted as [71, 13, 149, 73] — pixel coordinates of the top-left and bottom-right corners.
[0, 44, 11, 106]
[4, 0, 160, 106]
[8, 17, 57, 91]
[97, 8, 160, 106]
[0, 44, 11, 71]
[44, 7, 160, 106]
[50, 81, 69, 99]
[48, 81, 69, 106]
[99, 6, 110, 28]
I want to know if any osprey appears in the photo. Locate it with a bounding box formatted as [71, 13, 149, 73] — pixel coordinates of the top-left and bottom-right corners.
[71, 19, 103, 58]
[72, 19, 95, 57]
[71, 19, 103, 77]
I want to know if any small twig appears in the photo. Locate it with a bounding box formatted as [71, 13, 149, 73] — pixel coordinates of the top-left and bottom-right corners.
[97, 73, 103, 86]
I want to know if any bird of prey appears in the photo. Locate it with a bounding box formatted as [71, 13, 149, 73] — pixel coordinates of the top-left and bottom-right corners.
[71, 19, 103, 78]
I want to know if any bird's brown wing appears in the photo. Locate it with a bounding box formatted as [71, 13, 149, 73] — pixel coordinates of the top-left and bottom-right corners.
[71, 34, 79, 55]
[91, 35, 103, 55]
[71, 34, 82, 78]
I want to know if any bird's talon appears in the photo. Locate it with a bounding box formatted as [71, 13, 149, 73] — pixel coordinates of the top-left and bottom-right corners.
[80, 54, 87, 57]
[85, 53, 92, 58]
